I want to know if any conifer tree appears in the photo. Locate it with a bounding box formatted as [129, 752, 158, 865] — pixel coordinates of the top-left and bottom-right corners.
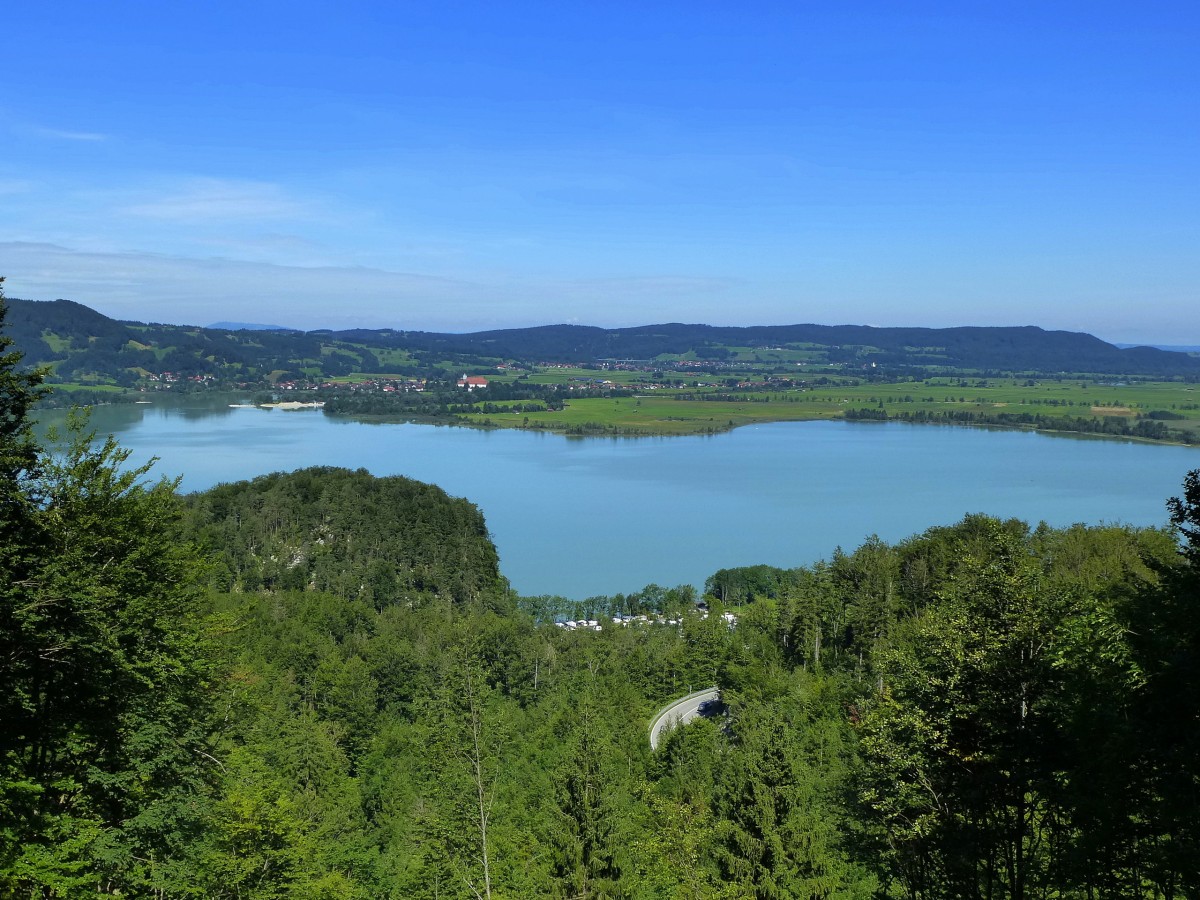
[0, 280, 216, 895]
[1124, 469, 1200, 895]
[0, 277, 47, 609]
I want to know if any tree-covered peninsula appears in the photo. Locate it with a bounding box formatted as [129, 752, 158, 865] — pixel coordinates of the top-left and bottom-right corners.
[4, 285, 1200, 897]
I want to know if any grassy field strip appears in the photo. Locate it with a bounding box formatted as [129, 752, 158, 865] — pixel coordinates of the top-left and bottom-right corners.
[460, 377, 1200, 437]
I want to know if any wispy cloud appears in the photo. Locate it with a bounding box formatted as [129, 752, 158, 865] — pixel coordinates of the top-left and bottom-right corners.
[121, 178, 308, 222]
[5, 239, 1188, 342]
[0, 242, 485, 329]
[29, 125, 108, 142]
[557, 275, 741, 298]
[199, 232, 332, 262]
[0, 240, 769, 333]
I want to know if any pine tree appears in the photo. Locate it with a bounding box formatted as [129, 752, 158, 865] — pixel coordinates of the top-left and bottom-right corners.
[0, 277, 46, 510]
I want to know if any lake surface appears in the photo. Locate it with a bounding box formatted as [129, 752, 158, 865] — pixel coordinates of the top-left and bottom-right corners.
[37, 399, 1200, 598]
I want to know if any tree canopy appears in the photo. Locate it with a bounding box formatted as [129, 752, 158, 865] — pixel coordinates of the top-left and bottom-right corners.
[1, 288, 216, 895]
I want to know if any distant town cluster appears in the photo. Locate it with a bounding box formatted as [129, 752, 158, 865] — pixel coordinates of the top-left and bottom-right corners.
[556, 610, 738, 631]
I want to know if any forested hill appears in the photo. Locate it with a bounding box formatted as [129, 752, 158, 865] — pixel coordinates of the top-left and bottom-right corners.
[357, 321, 1198, 374]
[182, 467, 507, 609]
[8, 295, 1200, 379]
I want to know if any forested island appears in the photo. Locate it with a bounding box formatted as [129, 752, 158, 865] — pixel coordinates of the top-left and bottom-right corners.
[7, 295, 1200, 444]
[6, 291, 1200, 898]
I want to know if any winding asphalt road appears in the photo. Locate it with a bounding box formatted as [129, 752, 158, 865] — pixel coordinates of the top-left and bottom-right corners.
[648, 687, 721, 750]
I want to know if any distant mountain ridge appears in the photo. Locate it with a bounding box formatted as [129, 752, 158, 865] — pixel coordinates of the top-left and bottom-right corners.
[346, 321, 1195, 374]
[206, 320, 293, 331]
[1114, 343, 1200, 353]
[5, 296, 1200, 381]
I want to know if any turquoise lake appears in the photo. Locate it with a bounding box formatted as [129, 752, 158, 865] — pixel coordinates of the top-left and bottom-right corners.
[38, 400, 1200, 598]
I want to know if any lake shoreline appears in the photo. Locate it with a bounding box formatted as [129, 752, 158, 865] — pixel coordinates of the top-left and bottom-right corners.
[386, 405, 1200, 448]
[33, 404, 1199, 598]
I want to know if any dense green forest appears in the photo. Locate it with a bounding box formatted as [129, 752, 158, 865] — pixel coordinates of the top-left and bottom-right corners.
[5, 286, 1200, 897]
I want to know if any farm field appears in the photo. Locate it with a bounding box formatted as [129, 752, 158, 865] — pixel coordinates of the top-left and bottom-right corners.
[460, 375, 1200, 440]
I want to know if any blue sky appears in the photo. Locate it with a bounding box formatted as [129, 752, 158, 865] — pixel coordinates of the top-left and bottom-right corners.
[2, 2, 1197, 341]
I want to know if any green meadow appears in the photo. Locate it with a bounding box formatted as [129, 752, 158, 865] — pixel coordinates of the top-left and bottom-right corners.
[460, 375, 1200, 440]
